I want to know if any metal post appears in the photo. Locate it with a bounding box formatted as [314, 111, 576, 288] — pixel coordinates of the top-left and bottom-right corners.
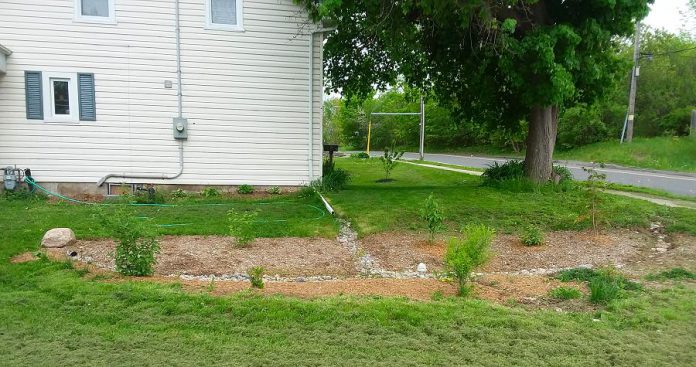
[366, 120, 372, 154]
[691, 110, 696, 139]
[419, 96, 425, 160]
[626, 23, 641, 143]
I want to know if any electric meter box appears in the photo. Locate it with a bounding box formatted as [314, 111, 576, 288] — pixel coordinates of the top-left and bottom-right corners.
[173, 117, 188, 140]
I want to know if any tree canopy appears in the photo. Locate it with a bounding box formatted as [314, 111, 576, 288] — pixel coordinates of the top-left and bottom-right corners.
[298, 0, 653, 182]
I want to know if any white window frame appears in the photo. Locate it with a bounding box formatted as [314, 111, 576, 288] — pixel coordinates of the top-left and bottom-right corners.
[42, 72, 79, 123]
[74, 0, 116, 25]
[205, 0, 244, 32]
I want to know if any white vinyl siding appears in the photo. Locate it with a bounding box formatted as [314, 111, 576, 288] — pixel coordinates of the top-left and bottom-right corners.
[0, 0, 322, 186]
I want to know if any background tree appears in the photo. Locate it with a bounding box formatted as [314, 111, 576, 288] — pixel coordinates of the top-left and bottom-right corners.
[298, 0, 652, 182]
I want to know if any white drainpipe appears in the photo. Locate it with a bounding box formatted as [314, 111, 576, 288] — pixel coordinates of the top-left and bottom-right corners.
[308, 27, 335, 182]
[97, 0, 185, 187]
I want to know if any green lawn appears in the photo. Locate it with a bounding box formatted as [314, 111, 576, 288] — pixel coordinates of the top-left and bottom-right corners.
[327, 158, 696, 236]
[1, 168, 696, 365]
[554, 137, 696, 173]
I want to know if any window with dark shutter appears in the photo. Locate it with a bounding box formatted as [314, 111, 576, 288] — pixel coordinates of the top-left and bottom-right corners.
[25, 71, 43, 120]
[78, 73, 96, 121]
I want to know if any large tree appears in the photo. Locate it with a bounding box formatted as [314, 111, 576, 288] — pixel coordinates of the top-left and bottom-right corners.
[297, 0, 652, 182]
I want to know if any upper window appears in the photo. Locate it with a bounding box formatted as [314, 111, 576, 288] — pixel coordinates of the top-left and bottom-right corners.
[206, 0, 244, 31]
[75, 0, 116, 24]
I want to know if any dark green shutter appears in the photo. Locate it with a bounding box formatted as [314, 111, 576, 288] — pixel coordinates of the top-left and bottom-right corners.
[25, 71, 43, 120]
[78, 73, 96, 121]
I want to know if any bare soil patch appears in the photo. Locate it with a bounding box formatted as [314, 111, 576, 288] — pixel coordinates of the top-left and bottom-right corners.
[64, 235, 356, 278]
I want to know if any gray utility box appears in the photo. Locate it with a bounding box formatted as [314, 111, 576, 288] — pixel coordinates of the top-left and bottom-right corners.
[173, 117, 188, 140]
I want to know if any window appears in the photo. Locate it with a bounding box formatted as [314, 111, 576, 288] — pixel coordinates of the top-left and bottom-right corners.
[25, 72, 96, 123]
[206, 0, 244, 31]
[75, 0, 115, 24]
[42, 73, 79, 122]
[51, 79, 71, 116]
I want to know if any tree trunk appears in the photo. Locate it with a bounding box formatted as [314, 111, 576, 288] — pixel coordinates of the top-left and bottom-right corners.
[524, 105, 559, 183]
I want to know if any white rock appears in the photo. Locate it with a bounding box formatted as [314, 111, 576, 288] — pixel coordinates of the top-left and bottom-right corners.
[417, 263, 427, 273]
[41, 228, 76, 248]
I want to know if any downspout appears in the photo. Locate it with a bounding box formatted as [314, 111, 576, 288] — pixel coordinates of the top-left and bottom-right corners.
[308, 27, 335, 182]
[97, 0, 185, 187]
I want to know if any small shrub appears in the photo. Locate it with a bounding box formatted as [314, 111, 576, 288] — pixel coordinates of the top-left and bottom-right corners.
[379, 148, 404, 181]
[96, 206, 160, 276]
[421, 193, 445, 243]
[557, 267, 641, 305]
[645, 268, 696, 281]
[588, 275, 622, 304]
[3, 187, 47, 201]
[248, 266, 265, 289]
[170, 188, 188, 199]
[201, 187, 220, 198]
[133, 187, 165, 204]
[267, 186, 282, 195]
[445, 224, 495, 296]
[237, 184, 254, 195]
[228, 209, 258, 247]
[350, 152, 370, 159]
[297, 185, 316, 198]
[323, 159, 336, 175]
[548, 287, 582, 300]
[313, 168, 351, 192]
[552, 165, 573, 183]
[579, 166, 608, 234]
[520, 225, 544, 246]
[481, 160, 525, 185]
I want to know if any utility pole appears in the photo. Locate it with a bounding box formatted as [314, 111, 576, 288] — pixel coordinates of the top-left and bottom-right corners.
[625, 22, 641, 143]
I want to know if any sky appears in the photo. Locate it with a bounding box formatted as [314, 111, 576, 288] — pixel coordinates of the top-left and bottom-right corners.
[643, 0, 694, 34]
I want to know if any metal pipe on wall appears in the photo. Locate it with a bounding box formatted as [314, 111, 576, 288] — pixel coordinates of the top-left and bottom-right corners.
[97, 0, 185, 187]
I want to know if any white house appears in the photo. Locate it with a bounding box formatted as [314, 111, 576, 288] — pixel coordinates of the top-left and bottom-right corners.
[0, 0, 327, 195]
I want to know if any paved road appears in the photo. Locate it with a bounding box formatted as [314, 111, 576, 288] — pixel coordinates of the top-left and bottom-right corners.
[364, 152, 696, 197]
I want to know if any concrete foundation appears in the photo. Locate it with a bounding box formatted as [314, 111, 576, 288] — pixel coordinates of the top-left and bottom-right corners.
[2, 181, 300, 201]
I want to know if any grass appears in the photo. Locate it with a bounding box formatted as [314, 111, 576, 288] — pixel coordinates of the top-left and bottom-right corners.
[646, 268, 696, 281]
[0, 193, 339, 240]
[1, 167, 696, 365]
[548, 287, 583, 300]
[554, 137, 696, 173]
[327, 158, 696, 236]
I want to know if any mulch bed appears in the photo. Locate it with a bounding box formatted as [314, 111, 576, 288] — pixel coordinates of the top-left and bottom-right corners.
[360, 229, 660, 274]
[64, 235, 356, 277]
[22, 227, 695, 304]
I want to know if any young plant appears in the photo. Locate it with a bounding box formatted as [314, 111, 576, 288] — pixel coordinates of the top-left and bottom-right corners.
[379, 148, 404, 181]
[248, 266, 265, 289]
[95, 206, 160, 276]
[420, 193, 445, 243]
[228, 209, 258, 247]
[445, 224, 495, 296]
[237, 184, 254, 194]
[267, 186, 282, 195]
[201, 187, 220, 198]
[170, 188, 188, 199]
[580, 166, 608, 234]
[520, 225, 544, 246]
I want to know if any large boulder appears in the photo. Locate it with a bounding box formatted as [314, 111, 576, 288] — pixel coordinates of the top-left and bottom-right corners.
[41, 228, 76, 248]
